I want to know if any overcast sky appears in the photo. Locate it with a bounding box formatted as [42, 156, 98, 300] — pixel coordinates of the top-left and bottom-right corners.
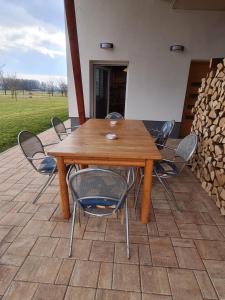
[0, 0, 67, 81]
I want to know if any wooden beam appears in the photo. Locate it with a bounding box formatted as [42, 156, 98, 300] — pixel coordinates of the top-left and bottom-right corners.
[64, 0, 86, 124]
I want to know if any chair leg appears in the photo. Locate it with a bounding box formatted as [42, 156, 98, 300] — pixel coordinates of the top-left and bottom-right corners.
[32, 173, 55, 204]
[125, 198, 130, 259]
[155, 173, 181, 211]
[134, 174, 144, 209]
[68, 201, 77, 257]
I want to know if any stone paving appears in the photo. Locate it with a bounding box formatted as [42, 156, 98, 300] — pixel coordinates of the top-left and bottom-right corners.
[0, 125, 225, 299]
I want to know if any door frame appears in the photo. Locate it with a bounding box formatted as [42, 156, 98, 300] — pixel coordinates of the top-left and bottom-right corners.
[90, 61, 129, 118]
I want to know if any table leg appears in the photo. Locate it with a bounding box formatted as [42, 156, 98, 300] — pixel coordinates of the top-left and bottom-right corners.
[57, 157, 70, 219]
[141, 160, 153, 224]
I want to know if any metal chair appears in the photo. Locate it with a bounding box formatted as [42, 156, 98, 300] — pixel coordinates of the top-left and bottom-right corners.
[134, 134, 198, 209]
[18, 131, 59, 204]
[105, 112, 124, 120]
[51, 116, 79, 141]
[150, 120, 175, 150]
[68, 168, 135, 258]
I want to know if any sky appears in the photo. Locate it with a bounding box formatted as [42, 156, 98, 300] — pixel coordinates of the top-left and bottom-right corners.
[0, 0, 67, 82]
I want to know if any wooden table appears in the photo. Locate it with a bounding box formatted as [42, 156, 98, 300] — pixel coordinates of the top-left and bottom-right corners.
[48, 119, 161, 224]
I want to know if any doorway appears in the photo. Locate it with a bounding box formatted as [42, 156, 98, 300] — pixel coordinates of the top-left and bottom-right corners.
[180, 60, 210, 138]
[92, 64, 128, 118]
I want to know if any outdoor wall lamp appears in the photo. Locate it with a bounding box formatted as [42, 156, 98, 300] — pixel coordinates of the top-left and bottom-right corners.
[170, 45, 184, 52]
[100, 42, 114, 49]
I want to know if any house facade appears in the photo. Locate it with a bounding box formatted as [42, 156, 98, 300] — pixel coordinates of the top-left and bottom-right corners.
[66, 0, 225, 136]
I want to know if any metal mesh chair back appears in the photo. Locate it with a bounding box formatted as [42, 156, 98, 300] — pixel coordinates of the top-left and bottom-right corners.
[51, 116, 67, 140]
[155, 120, 175, 149]
[175, 134, 198, 162]
[69, 168, 128, 213]
[18, 131, 44, 159]
[105, 112, 124, 120]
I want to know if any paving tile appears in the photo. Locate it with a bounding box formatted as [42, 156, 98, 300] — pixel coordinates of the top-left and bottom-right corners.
[33, 203, 58, 221]
[194, 270, 217, 299]
[0, 212, 32, 227]
[173, 211, 204, 225]
[157, 220, 180, 238]
[178, 223, 203, 239]
[150, 237, 178, 267]
[140, 266, 171, 295]
[129, 221, 148, 236]
[0, 242, 10, 256]
[195, 240, 225, 260]
[209, 212, 225, 225]
[0, 265, 18, 295]
[218, 225, 225, 238]
[90, 241, 114, 262]
[20, 220, 56, 237]
[30, 237, 59, 257]
[53, 238, 92, 259]
[171, 238, 195, 248]
[98, 262, 113, 289]
[142, 295, 172, 300]
[138, 244, 152, 266]
[32, 284, 66, 300]
[51, 221, 85, 239]
[83, 231, 105, 241]
[168, 268, 203, 300]
[204, 260, 225, 299]
[86, 218, 107, 232]
[105, 221, 126, 243]
[2, 281, 38, 300]
[174, 247, 205, 270]
[114, 243, 138, 264]
[55, 259, 75, 285]
[96, 289, 141, 300]
[0, 235, 37, 266]
[3, 226, 23, 243]
[16, 256, 62, 283]
[70, 260, 100, 288]
[198, 224, 224, 240]
[112, 263, 140, 292]
[0, 226, 12, 242]
[64, 287, 96, 300]
[147, 222, 158, 237]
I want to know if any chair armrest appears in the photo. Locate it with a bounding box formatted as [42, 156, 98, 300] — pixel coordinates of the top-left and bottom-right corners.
[27, 156, 46, 161]
[155, 143, 176, 151]
[162, 158, 186, 164]
[43, 142, 59, 147]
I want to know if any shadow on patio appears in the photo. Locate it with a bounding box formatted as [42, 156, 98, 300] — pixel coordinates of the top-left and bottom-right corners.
[0, 126, 225, 300]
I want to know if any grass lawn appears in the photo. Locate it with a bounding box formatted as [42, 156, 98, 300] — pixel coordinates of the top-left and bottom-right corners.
[0, 92, 68, 152]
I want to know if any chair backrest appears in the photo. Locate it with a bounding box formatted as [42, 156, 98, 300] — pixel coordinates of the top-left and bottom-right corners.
[69, 168, 128, 215]
[155, 120, 175, 149]
[51, 116, 67, 140]
[176, 133, 198, 162]
[18, 131, 45, 170]
[105, 112, 124, 120]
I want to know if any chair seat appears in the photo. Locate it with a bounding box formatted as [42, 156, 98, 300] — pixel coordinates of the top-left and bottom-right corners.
[154, 160, 178, 176]
[79, 197, 119, 209]
[38, 157, 56, 174]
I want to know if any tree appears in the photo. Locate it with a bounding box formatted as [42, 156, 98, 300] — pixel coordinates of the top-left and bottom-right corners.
[46, 80, 55, 96]
[58, 80, 68, 96]
[7, 73, 19, 100]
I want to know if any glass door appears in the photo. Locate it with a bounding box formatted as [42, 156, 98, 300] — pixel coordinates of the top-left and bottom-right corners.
[94, 66, 110, 118]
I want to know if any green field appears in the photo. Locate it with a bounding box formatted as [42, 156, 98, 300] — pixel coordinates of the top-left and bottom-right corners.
[0, 92, 68, 152]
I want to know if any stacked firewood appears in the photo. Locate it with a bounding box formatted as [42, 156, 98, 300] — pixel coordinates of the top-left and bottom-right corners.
[191, 58, 225, 215]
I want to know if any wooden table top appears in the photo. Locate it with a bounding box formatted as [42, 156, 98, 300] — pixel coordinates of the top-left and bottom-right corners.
[48, 119, 162, 161]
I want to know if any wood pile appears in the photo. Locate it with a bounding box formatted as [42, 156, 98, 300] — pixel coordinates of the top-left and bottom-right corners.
[191, 58, 225, 215]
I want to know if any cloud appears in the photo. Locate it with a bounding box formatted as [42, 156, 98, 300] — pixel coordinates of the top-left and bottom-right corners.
[0, 1, 66, 58]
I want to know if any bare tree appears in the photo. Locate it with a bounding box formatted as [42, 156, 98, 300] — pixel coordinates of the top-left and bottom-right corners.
[7, 73, 19, 100]
[46, 80, 55, 96]
[58, 80, 68, 97]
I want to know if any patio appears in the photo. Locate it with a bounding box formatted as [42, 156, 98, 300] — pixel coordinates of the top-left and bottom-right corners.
[0, 126, 225, 300]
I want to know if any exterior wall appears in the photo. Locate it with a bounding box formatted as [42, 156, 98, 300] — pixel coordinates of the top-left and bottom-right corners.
[66, 0, 225, 123]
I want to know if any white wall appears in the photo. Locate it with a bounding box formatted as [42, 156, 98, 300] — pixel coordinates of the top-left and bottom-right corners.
[67, 0, 225, 122]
